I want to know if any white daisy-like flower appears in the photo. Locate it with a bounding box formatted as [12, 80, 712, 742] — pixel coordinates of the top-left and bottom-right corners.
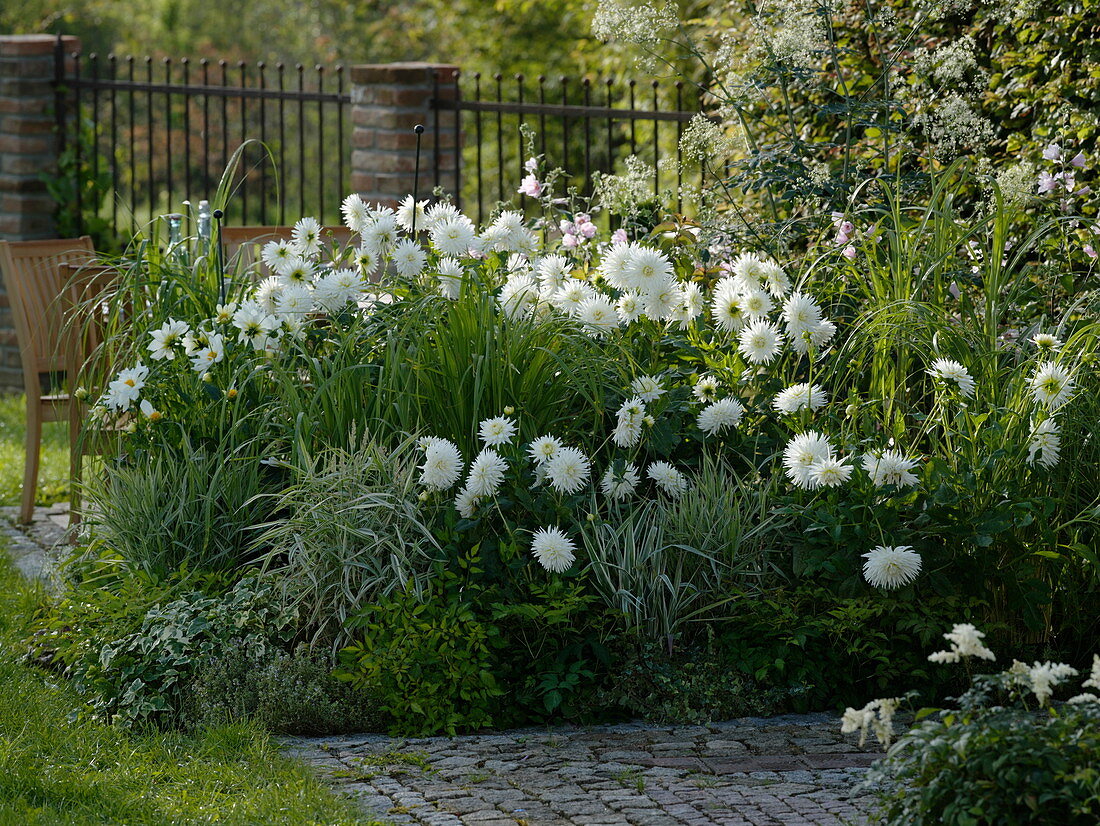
[102, 363, 149, 411]
[697, 398, 744, 435]
[395, 195, 429, 233]
[672, 282, 705, 327]
[647, 461, 687, 497]
[232, 302, 279, 351]
[1030, 332, 1062, 351]
[738, 319, 785, 365]
[314, 268, 364, 313]
[862, 449, 920, 487]
[601, 463, 641, 500]
[928, 623, 996, 664]
[454, 486, 481, 519]
[782, 291, 824, 340]
[139, 398, 161, 421]
[578, 295, 620, 336]
[598, 243, 635, 289]
[528, 434, 563, 464]
[436, 256, 464, 300]
[807, 456, 853, 488]
[537, 255, 572, 293]
[465, 448, 508, 497]
[360, 213, 398, 256]
[544, 447, 591, 494]
[275, 255, 315, 286]
[928, 358, 976, 398]
[551, 281, 597, 314]
[354, 246, 378, 278]
[189, 332, 225, 373]
[617, 396, 647, 424]
[643, 282, 684, 321]
[478, 415, 517, 447]
[782, 431, 833, 488]
[710, 278, 746, 333]
[420, 438, 464, 491]
[261, 239, 294, 270]
[213, 303, 236, 325]
[341, 193, 371, 233]
[499, 273, 540, 320]
[430, 214, 477, 257]
[760, 261, 791, 296]
[291, 217, 322, 257]
[423, 201, 461, 232]
[1027, 417, 1061, 468]
[730, 252, 768, 291]
[615, 291, 644, 324]
[773, 383, 827, 415]
[862, 546, 922, 589]
[148, 318, 190, 361]
[275, 283, 314, 318]
[1029, 360, 1075, 408]
[612, 417, 643, 448]
[392, 238, 427, 277]
[631, 375, 666, 403]
[621, 246, 673, 293]
[530, 526, 577, 573]
[741, 288, 774, 319]
[692, 374, 721, 403]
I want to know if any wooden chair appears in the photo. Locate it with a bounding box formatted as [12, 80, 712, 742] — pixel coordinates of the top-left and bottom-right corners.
[0, 237, 96, 523]
[221, 225, 356, 275]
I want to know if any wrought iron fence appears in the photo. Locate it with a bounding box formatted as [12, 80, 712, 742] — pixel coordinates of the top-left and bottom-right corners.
[54, 37, 351, 237]
[429, 71, 706, 226]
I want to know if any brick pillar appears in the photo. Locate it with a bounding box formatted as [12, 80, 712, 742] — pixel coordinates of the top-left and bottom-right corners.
[0, 34, 80, 389]
[350, 63, 460, 209]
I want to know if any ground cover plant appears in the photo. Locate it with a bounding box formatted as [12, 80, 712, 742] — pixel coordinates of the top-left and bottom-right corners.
[0, 549, 373, 826]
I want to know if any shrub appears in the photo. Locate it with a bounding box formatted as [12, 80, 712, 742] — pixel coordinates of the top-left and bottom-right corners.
[338, 582, 503, 736]
[851, 626, 1100, 825]
[186, 644, 387, 735]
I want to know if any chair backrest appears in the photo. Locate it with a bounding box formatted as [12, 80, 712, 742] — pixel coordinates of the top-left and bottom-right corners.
[221, 225, 356, 275]
[0, 237, 96, 393]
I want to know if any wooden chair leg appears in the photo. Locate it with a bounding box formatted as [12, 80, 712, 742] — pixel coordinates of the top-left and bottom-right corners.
[21, 397, 42, 524]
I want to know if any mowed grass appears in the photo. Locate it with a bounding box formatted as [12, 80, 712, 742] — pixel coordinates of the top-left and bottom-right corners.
[0, 393, 69, 508]
[0, 547, 378, 824]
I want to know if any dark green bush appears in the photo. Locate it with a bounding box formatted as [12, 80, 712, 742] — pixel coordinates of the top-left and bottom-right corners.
[187, 644, 387, 735]
[869, 702, 1100, 825]
[337, 584, 503, 736]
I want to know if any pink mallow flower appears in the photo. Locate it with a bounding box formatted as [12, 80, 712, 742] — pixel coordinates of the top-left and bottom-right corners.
[1085, 244, 1098, 260]
[524, 157, 538, 174]
[1038, 171, 1059, 194]
[1071, 151, 1087, 169]
[562, 233, 580, 249]
[842, 245, 857, 260]
[611, 228, 629, 245]
[1043, 143, 1063, 162]
[518, 174, 543, 197]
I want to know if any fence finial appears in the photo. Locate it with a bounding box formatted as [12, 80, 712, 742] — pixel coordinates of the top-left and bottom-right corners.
[411, 124, 425, 235]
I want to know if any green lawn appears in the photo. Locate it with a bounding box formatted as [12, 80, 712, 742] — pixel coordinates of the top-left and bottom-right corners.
[0, 393, 70, 508]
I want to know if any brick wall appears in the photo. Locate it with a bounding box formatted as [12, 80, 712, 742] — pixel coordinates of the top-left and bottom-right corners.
[0, 34, 79, 389]
[350, 63, 459, 209]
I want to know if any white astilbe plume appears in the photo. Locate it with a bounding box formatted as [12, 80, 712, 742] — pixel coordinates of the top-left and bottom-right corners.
[840, 698, 901, 749]
[928, 623, 996, 664]
[1021, 661, 1079, 707]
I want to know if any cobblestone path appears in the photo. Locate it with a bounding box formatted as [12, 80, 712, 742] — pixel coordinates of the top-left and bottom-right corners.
[283, 714, 878, 826]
